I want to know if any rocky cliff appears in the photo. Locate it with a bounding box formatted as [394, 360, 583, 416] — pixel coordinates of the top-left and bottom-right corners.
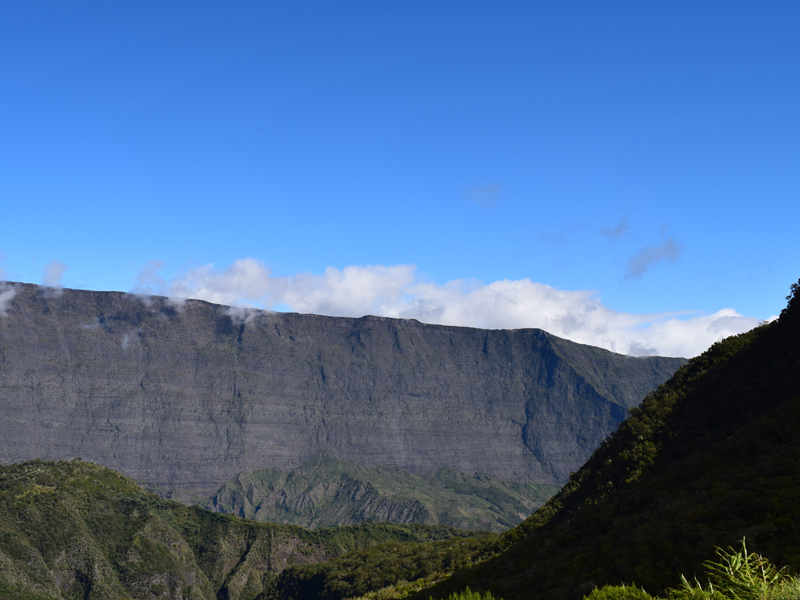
[0, 283, 684, 492]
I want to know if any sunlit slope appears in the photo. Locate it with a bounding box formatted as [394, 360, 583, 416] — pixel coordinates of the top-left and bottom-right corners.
[203, 454, 559, 533]
[0, 459, 480, 600]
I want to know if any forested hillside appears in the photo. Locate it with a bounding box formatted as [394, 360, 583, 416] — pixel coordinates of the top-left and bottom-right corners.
[416, 280, 800, 599]
[202, 454, 558, 533]
[0, 459, 486, 600]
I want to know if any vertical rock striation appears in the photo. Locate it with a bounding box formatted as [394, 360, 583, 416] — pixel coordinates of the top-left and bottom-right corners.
[0, 283, 684, 492]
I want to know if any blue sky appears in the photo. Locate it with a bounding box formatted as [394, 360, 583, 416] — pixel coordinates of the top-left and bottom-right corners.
[1, 1, 798, 357]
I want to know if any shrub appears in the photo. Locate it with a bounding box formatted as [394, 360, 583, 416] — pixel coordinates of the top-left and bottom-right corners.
[583, 584, 656, 600]
[668, 539, 799, 600]
[446, 587, 498, 600]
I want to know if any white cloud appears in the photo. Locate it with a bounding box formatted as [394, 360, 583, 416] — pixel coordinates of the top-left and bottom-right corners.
[132, 259, 166, 296]
[0, 259, 16, 317]
[43, 260, 68, 287]
[122, 329, 142, 351]
[131, 259, 187, 310]
[273, 264, 417, 317]
[0, 284, 16, 317]
[42, 260, 68, 297]
[168, 258, 272, 306]
[133, 259, 764, 358]
[224, 305, 258, 325]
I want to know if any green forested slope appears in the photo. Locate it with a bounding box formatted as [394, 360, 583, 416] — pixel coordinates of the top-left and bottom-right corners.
[418, 280, 800, 600]
[203, 454, 558, 533]
[0, 460, 481, 600]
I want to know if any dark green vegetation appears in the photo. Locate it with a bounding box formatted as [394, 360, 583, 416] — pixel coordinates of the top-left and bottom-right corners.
[202, 454, 559, 533]
[666, 539, 800, 599]
[0, 459, 484, 600]
[586, 540, 800, 599]
[414, 280, 800, 600]
[0, 282, 684, 493]
[273, 535, 496, 600]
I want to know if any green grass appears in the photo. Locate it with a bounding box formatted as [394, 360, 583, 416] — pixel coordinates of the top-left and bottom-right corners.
[584, 540, 800, 600]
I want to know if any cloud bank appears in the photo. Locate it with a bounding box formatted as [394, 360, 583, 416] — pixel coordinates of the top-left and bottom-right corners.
[134, 259, 765, 358]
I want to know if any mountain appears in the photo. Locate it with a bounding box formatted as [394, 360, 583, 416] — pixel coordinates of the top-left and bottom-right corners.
[4, 281, 795, 600]
[202, 454, 559, 533]
[0, 459, 486, 600]
[413, 280, 800, 599]
[0, 283, 684, 493]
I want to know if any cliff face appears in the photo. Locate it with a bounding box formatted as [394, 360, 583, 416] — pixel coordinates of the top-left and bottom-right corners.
[0, 283, 684, 491]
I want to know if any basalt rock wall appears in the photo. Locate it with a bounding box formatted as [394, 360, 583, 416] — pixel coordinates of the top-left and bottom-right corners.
[0, 283, 684, 491]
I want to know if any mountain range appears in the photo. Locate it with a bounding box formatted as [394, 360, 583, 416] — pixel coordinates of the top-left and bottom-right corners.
[0, 282, 684, 494]
[0, 279, 797, 600]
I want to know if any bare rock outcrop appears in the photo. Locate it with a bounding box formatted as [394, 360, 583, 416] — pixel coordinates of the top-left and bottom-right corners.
[0, 283, 684, 492]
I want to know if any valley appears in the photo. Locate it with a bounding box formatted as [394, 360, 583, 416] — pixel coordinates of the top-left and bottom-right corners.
[4, 280, 798, 599]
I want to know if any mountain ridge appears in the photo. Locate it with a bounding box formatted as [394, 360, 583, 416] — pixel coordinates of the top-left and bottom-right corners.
[0, 282, 684, 492]
[201, 453, 559, 533]
[414, 279, 800, 599]
[266, 280, 799, 600]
